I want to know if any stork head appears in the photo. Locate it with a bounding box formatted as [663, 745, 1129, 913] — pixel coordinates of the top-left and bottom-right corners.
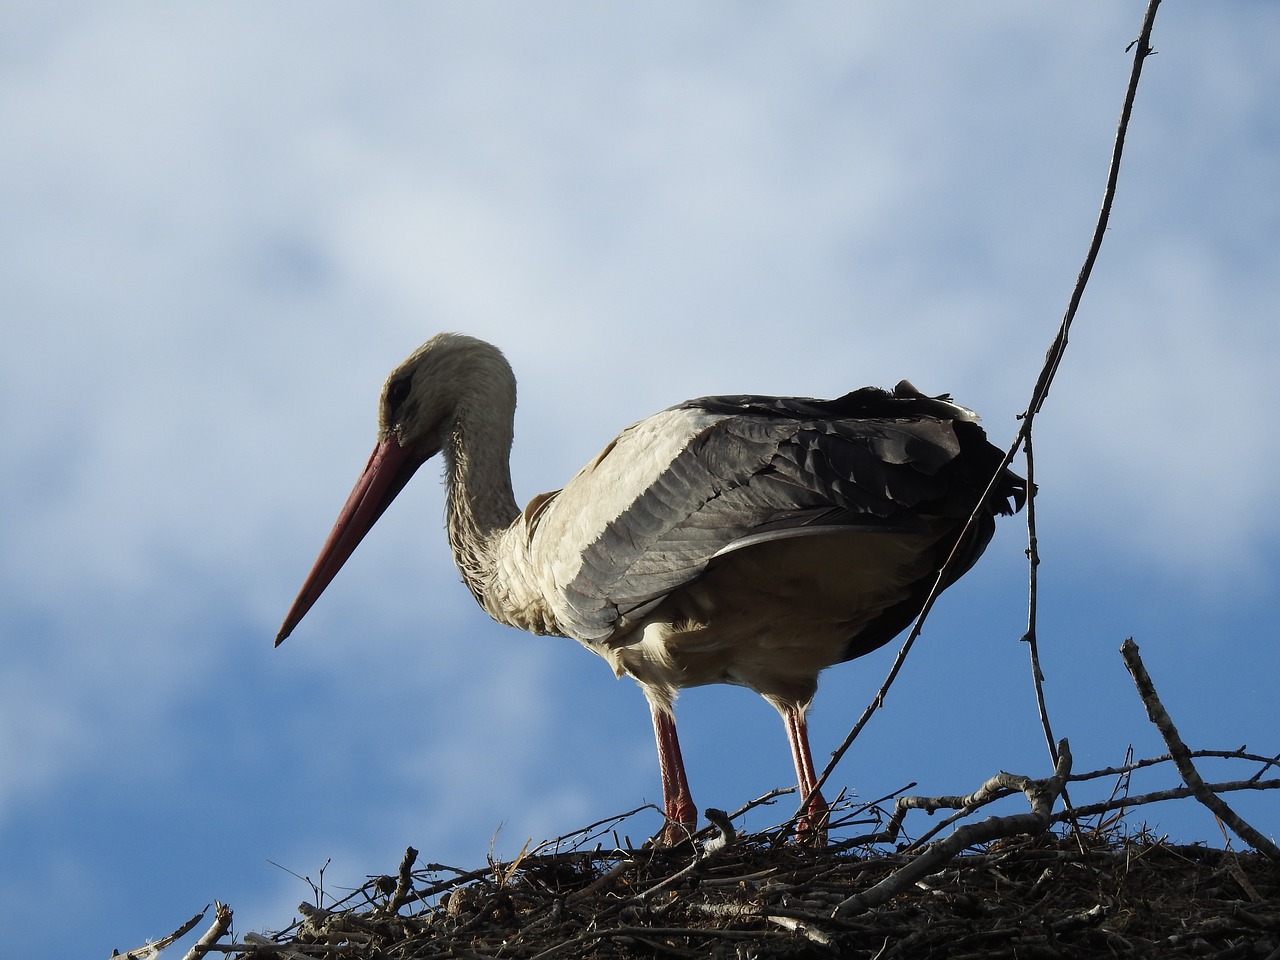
[275, 333, 514, 645]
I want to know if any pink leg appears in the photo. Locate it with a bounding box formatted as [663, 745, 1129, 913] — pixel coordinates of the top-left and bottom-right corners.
[783, 705, 829, 840]
[650, 705, 697, 844]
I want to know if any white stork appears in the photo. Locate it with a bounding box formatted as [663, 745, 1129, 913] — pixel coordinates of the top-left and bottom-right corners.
[277, 333, 1024, 842]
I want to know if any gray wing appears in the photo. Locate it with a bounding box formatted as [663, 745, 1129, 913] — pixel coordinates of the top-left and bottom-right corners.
[526, 386, 1023, 641]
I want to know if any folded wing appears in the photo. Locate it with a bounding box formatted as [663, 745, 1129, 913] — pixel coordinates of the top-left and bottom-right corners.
[524, 384, 1023, 644]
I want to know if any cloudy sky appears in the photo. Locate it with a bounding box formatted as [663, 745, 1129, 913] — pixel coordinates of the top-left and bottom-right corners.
[2, 2, 1277, 954]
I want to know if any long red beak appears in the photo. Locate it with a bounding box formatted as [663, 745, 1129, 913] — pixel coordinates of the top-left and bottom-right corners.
[276, 436, 425, 646]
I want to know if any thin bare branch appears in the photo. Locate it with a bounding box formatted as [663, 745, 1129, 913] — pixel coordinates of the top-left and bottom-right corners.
[798, 0, 1166, 830]
[1121, 637, 1280, 861]
[116, 905, 211, 960]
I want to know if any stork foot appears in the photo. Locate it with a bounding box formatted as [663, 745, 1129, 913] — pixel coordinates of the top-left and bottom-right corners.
[655, 795, 698, 846]
[659, 818, 697, 846]
[794, 794, 830, 845]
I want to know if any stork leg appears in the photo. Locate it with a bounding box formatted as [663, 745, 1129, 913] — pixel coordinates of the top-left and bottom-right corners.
[783, 705, 829, 841]
[650, 705, 697, 844]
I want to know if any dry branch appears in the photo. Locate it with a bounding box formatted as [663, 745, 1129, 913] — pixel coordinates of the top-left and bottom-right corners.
[1122, 637, 1280, 862]
[381, 846, 418, 915]
[833, 743, 1072, 917]
[798, 0, 1167, 833]
[114, 905, 211, 960]
[181, 903, 234, 960]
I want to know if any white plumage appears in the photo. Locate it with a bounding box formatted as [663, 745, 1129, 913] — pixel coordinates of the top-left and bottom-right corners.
[278, 333, 1024, 841]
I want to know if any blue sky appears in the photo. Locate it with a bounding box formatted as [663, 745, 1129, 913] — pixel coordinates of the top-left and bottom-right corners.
[2, 3, 1277, 955]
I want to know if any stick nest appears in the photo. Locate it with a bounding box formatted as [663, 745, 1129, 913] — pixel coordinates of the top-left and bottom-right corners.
[223, 815, 1278, 960]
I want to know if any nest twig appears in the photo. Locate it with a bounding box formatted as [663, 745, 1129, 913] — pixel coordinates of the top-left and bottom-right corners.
[215, 795, 1278, 960]
[124, 630, 1277, 960]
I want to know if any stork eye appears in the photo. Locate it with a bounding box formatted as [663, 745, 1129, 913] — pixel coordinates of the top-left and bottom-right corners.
[387, 377, 412, 411]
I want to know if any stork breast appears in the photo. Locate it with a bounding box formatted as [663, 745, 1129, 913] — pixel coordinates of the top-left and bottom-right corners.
[607, 524, 950, 705]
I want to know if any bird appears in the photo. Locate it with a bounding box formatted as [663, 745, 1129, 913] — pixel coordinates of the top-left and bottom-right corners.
[276, 332, 1025, 843]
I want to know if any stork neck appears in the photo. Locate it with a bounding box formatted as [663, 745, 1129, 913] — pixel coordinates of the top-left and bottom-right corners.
[442, 402, 520, 603]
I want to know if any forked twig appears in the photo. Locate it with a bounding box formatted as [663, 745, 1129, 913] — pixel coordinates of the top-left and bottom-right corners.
[833, 743, 1073, 917]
